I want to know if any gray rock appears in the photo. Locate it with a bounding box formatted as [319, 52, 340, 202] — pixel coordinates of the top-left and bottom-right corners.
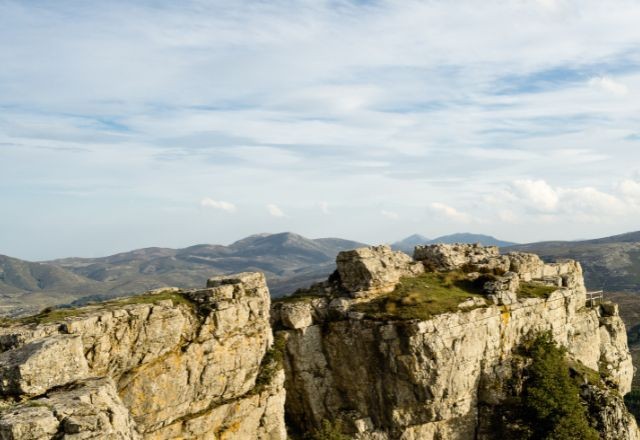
[0, 406, 59, 440]
[483, 272, 520, 305]
[336, 245, 423, 296]
[0, 335, 89, 397]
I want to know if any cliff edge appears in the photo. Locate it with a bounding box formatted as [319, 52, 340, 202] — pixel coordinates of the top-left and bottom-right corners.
[0, 273, 286, 440]
[273, 244, 638, 439]
[0, 243, 637, 439]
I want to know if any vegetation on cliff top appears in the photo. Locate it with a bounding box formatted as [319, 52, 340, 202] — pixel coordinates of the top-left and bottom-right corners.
[353, 271, 487, 320]
[518, 282, 558, 299]
[1, 290, 195, 326]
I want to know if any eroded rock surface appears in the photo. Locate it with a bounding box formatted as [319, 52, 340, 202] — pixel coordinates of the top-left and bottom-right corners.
[0, 272, 286, 440]
[275, 243, 638, 439]
[336, 245, 423, 297]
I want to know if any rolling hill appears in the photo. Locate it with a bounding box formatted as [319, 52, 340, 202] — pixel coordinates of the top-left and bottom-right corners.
[0, 232, 366, 316]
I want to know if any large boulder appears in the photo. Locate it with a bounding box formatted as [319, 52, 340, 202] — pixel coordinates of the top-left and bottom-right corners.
[507, 252, 545, 281]
[0, 335, 89, 397]
[336, 245, 423, 297]
[483, 272, 520, 305]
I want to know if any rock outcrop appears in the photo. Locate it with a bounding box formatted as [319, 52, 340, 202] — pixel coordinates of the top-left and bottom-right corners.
[336, 245, 423, 297]
[274, 244, 638, 439]
[0, 242, 637, 440]
[0, 273, 286, 440]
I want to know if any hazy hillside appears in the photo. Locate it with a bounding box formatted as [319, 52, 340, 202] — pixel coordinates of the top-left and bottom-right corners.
[393, 233, 516, 253]
[0, 232, 366, 316]
[506, 231, 640, 291]
[5, 229, 640, 318]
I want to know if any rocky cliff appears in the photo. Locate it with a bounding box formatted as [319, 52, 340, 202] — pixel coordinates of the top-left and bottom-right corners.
[0, 272, 286, 439]
[0, 243, 637, 439]
[273, 244, 639, 439]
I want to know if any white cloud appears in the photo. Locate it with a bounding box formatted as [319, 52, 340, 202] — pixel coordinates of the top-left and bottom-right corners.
[506, 179, 635, 221]
[619, 179, 640, 200]
[267, 203, 286, 217]
[381, 210, 399, 220]
[589, 76, 629, 96]
[7, 1, 640, 256]
[429, 202, 471, 223]
[512, 180, 560, 212]
[498, 209, 518, 223]
[318, 201, 330, 215]
[200, 198, 236, 213]
[560, 187, 626, 216]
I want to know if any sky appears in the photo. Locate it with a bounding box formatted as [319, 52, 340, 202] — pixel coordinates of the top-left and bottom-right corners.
[3, 0, 640, 260]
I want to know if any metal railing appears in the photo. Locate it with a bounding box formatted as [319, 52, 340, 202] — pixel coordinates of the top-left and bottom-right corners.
[586, 290, 604, 307]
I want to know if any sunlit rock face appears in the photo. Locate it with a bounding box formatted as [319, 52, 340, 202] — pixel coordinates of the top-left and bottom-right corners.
[275, 244, 637, 440]
[0, 242, 636, 440]
[0, 272, 286, 440]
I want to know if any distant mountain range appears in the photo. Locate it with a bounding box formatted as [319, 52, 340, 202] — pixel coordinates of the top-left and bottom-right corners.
[392, 233, 517, 253]
[3, 230, 640, 317]
[0, 233, 365, 316]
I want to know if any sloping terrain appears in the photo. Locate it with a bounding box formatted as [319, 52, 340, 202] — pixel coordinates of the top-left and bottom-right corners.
[506, 231, 640, 292]
[0, 233, 366, 316]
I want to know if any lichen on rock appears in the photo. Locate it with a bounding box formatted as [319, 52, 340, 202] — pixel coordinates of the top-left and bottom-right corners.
[0, 273, 286, 440]
[275, 243, 638, 439]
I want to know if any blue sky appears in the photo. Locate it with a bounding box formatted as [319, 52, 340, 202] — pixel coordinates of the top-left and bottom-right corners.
[3, 0, 640, 260]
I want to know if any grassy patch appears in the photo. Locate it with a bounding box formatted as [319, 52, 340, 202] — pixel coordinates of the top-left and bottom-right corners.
[9, 290, 194, 326]
[518, 282, 557, 299]
[352, 271, 487, 321]
[567, 359, 605, 389]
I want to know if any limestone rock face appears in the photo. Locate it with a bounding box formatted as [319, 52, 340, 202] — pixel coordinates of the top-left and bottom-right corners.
[0, 335, 88, 397]
[276, 244, 638, 440]
[0, 273, 286, 440]
[413, 243, 505, 272]
[336, 245, 423, 297]
[483, 271, 519, 305]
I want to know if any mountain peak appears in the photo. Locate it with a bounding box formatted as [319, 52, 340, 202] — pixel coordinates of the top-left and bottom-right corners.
[392, 232, 516, 253]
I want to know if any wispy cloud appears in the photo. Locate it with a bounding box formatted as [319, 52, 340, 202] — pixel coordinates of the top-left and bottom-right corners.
[318, 201, 330, 215]
[267, 203, 286, 218]
[429, 202, 472, 223]
[200, 198, 236, 213]
[4, 0, 640, 257]
[589, 76, 629, 96]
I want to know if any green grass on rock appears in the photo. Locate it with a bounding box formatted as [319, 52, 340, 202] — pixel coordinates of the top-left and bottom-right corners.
[353, 271, 488, 320]
[518, 282, 558, 299]
[7, 290, 195, 326]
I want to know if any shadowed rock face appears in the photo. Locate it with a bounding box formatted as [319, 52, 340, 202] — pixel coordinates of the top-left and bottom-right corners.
[0, 273, 286, 440]
[274, 244, 638, 440]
